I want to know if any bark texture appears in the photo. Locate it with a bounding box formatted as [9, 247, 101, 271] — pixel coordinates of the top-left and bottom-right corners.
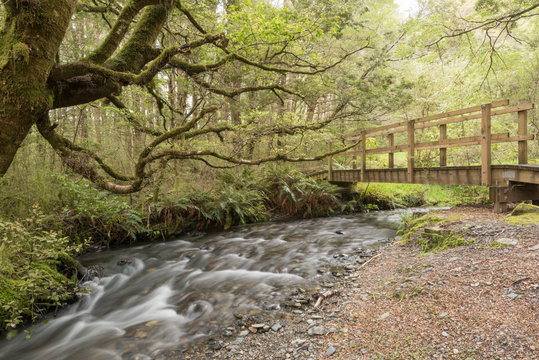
[0, 1, 75, 175]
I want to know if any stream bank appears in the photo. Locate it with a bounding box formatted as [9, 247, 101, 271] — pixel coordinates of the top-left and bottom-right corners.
[174, 205, 537, 359]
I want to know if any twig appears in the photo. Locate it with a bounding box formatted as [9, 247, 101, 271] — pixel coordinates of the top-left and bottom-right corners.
[313, 289, 339, 309]
[357, 252, 382, 271]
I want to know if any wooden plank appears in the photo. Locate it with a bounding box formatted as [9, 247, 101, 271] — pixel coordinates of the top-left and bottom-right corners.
[415, 100, 509, 123]
[344, 102, 531, 139]
[407, 120, 415, 183]
[415, 112, 482, 130]
[368, 126, 407, 138]
[360, 131, 366, 182]
[388, 133, 394, 168]
[414, 103, 534, 130]
[493, 103, 534, 116]
[481, 103, 492, 186]
[518, 110, 528, 164]
[440, 124, 447, 167]
[328, 143, 333, 182]
[365, 144, 407, 155]
[493, 134, 534, 143]
[341, 132, 522, 156]
[415, 132, 508, 151]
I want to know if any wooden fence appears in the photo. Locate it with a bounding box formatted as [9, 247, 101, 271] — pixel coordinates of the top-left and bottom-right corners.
[328, 100, 535, 187]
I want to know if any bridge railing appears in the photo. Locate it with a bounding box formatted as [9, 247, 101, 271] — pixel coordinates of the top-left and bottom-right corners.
[328, 100, 535, 186]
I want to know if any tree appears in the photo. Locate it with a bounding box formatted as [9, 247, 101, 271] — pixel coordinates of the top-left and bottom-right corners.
[1, 0, 381, 193]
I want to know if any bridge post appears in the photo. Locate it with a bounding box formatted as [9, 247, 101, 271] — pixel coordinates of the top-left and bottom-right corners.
[518, 110, 528, 164]
[480, 103, 492, 186]
[407, 120, 415, 183]
[388, 133, 394, 168]
[360, 131, 366, 182]
[439, 124, 447, 167]
[328, 142, 333, 182]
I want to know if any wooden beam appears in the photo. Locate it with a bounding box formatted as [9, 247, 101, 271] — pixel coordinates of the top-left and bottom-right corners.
[342, 132, 525, 156]
[388, 133, 394, 168]
[407, 120, 415, 183]
[360, 131, 366, 182]
[328, 143, 333, 182]
[481, 103, 492, 186]
[518, 110, 528, 164]
[415, 132, 509, 151]
[367, 126, 407, 138]
[415, 100, 509, 123]
[439, 124, 447, 167]
[414, 103, 534, 130]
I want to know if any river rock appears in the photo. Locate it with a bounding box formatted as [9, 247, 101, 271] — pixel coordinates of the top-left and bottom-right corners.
[291, 338, 307, 347]
[496, 238, 518, 246]
[308, 326, 326, 336]
[230, 337, 244, 345]
[239, 330, 249, 337]
[271, 323, 282, 331]
[326, 346, 336, 356]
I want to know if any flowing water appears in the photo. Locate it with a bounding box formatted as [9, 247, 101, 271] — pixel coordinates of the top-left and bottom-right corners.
[0, 211, 405, 360]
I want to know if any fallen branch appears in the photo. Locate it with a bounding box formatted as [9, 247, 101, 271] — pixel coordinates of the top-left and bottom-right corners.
[313, 289, 340, 309]
[357, 253, 382, 270]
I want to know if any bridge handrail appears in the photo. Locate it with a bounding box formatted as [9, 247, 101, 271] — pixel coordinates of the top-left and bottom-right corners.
[328, 100, 536, 186]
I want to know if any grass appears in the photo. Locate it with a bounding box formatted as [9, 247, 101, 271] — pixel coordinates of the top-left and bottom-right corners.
[355, 183, 489, 208]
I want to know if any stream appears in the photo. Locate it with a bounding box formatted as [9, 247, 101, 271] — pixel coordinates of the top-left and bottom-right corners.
[0, 211, 405, 360]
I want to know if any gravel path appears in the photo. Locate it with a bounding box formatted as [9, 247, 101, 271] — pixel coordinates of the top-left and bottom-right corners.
[163, 206, 538, 360]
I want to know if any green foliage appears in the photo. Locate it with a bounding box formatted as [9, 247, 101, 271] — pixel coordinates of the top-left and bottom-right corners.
[397, 213, 444, 242]
[416, 230, 471, 253]
[0, 206, 85, 331]
[355, 183, 489, 208]
[151, 166, 348, 235]
[398, 212, 470, 252]
[55, 175, 148, 246]
[261, 166, 341, 218]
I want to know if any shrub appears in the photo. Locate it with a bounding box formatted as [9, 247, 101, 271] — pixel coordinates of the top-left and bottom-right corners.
[0, 206, 86, 332]
[56, 175, 148, 246]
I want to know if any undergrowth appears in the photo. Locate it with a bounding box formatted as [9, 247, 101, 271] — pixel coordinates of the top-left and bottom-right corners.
[398, 213, 470, 252]
[0, 206, 86, 334]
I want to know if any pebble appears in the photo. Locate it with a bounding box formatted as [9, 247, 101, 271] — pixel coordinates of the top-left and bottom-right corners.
[528, 244, 539, 251]
[231, 337, 244, 345]
[442, 331, 449, 337]
[291, 339, 306, 347]
[471, 282, 480, 287]
[251, 323, 265, 329]
[308, 326, 326, 336]
[506, 293, 521, 300]
[271, 323, 282, 332]
[496, 238, 518, 246]
[379, 312, 390, 320]
[326, 346, 336, 356]
[439, 312, 448, 318]
[239, 330, 249, 337]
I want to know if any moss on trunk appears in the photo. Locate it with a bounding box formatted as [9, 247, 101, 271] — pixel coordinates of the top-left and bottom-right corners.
[0, 1, 75, 176]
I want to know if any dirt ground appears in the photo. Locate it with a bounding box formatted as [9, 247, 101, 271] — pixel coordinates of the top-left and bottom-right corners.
[172, 205, 538, 360]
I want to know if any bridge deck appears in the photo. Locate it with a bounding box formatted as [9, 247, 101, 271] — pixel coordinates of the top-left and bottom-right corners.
[325, 164, 539, 186]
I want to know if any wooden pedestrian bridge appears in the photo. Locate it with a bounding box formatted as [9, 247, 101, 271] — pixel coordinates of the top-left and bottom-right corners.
[309, 100, 538, 212]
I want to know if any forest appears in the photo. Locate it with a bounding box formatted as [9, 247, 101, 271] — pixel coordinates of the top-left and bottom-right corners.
[0, 0, 537, 357]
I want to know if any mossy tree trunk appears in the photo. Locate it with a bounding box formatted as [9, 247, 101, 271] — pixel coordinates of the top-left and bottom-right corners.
[0, 1, 75, 176]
